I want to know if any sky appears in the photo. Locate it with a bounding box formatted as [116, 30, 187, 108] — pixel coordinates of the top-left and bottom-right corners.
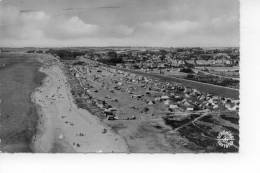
[0, 0, 239, 47]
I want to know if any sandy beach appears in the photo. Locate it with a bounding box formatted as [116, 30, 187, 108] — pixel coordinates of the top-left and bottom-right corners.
[32, 56, 128, 153]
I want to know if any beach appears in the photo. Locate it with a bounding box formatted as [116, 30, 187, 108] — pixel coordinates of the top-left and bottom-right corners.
[32, 55, 128, 153]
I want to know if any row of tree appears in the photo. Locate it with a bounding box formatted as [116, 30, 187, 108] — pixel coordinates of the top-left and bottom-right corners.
[46, 49, 86, 60]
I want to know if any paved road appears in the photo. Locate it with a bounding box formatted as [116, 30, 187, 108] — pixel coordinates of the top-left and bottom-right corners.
[114, 67, 239, 99]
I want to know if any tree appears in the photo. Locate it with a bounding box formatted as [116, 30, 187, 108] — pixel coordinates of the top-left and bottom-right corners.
[98, 51, 123, 65]
[107, 51, 117, 59]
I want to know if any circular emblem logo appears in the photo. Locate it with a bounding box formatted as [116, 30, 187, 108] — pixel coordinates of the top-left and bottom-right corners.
[217, 130, 234, 148]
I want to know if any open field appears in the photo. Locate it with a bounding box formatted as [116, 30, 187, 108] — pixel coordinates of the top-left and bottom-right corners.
[114, 67, 239, 99]
[195, 66, 240, 79]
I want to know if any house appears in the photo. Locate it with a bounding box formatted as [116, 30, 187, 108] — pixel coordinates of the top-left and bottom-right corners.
[186, 107, 194, 111]
[169, 104, 179, 112]
[161, 95, 170, 100]
[164, 100, 170, 105]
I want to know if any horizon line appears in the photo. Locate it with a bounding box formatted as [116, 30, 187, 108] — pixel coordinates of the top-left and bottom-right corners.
[0, 46, 240, 49]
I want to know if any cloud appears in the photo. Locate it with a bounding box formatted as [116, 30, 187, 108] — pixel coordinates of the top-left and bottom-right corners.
[20, 9, 40, 13]
[0, 0, 239, 47]
[0, 5, 136, 41]
[137, 20, 199, 36]
[97, 6, 121, 9]
[97, 24, 134, 38]
[63, 16, 98, 35]
[45, 16, 99, 39]
[0, 5, 101, 41]
[0, 6, 49, 40]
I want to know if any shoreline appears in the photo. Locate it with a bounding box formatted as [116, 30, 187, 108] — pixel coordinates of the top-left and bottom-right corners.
[0, 53, 46, 153]
[31, 55, 128, 153]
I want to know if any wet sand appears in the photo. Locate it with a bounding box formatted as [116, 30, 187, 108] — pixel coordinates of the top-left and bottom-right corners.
[32, 55, 128, 153]
[0, 53, 46, 152]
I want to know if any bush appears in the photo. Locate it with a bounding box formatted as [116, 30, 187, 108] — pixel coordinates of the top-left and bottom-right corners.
[180, 68, 194, 73]
[98, 51, 123, 65]
[26, 50, 35, 53]
[46, 49, 86, 60]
